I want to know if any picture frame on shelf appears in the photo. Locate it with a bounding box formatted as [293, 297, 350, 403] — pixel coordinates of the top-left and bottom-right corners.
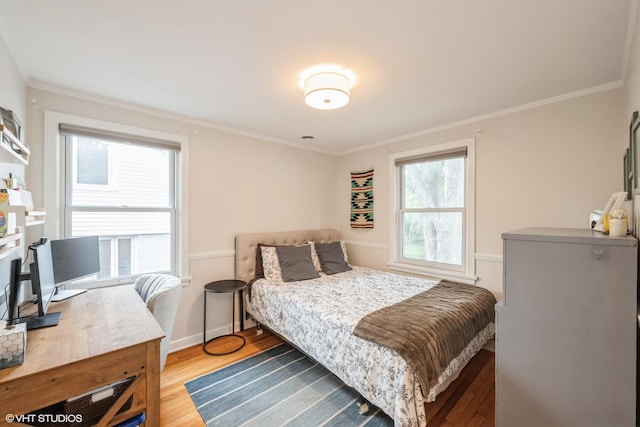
[624, 147, 632, 200]
[631, 111, 640, 195]
[0, 107, 18, 139]
[0, 107, 28, 165]
[11, 113, 22, 143]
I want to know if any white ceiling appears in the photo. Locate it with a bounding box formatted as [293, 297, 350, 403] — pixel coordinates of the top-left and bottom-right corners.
[0, 0, 634, 154]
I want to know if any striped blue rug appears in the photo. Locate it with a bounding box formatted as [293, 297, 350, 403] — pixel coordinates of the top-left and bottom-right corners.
[185, 343, 393, 426]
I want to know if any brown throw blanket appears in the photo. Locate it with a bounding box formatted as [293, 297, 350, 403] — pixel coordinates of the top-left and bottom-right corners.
[352, 280, 496, 393]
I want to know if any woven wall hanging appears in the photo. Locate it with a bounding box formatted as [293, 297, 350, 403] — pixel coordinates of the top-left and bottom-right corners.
[350, 169, 374, 228]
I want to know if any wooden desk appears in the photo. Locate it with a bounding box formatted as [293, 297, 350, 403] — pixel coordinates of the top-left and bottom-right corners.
[0, 286, 164, 427]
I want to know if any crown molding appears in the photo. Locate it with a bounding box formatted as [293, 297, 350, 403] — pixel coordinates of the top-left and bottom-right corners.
[27, 80, 337, 156]
[337, 80, 624, 156]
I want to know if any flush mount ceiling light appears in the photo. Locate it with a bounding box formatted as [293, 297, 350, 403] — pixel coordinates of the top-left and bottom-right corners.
[304, 71, 351, 110]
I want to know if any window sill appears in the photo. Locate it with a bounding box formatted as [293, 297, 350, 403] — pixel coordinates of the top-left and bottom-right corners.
[387, 262, 477, 285]
[65, 275, 190, 291]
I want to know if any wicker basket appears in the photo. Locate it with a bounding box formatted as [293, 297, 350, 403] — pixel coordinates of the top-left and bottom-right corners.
[63, 378, 134, 426]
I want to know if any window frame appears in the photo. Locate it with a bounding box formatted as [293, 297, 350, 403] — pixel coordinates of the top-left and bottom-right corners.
[388, 137, 476, 285]
[43, 111, 190, 288]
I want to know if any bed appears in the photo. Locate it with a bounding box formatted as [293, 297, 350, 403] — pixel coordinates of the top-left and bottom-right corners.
[235, 229, 496, 427]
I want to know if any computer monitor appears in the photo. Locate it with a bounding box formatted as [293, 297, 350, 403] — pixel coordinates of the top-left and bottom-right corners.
[50, 236, 100, 301]
[7, 239, 61, 330]
[27, 239, 60, 329]
[6, 236, 101, 329]
[7, 258, 22, 326]
[30, 240, 59, 324]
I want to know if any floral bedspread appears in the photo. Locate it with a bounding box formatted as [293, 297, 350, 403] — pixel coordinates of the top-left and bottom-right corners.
[248, 266, 494, 427]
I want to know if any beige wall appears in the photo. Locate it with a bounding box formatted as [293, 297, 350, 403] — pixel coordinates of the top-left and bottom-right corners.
[625, 4, 640, 129]
[337, 88, 624, 297]
[0, 34, 26, 128]
[623, 4, 640, 233]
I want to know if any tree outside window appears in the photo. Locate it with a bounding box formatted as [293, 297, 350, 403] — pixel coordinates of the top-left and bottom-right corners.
[401, 156, 465, 268]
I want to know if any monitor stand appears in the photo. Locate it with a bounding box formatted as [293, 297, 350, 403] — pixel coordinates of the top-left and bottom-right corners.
[13, 312, 61, 330]
[51, 288, 87, 302]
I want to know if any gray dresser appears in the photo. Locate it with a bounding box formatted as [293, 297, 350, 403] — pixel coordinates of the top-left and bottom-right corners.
[496, 227, 637, 427]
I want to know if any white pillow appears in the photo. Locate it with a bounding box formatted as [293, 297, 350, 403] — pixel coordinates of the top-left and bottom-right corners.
[307, 240, 349, 271]
[260, 246, 283, 282]
[307, 242, 323, 272]
[339, 241, 349, 263]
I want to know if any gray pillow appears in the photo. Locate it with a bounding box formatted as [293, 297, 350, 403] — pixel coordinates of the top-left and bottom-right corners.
[315, 241, 352, 275]
[275, 245, 320, 282]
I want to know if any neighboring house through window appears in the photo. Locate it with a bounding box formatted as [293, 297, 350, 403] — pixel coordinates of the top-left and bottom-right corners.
[76, 138, 109, 185]
[389, 137, 476, 284]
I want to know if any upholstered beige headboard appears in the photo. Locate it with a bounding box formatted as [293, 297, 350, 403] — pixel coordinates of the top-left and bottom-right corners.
[235, 229, 339, 284]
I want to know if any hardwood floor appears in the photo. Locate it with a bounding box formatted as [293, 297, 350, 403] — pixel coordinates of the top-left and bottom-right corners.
[425, 348, 495, 427]
[160, 327, 495, 426]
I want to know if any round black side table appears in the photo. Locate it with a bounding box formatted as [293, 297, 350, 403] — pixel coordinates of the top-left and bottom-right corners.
[203, 279, 247, 356]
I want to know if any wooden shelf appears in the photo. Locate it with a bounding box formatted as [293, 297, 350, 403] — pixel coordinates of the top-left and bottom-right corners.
[9, 206, 46, 227]
[25, 209, 46, 226]
[0, 123, 30, 165]
[0, 232, 23, 260]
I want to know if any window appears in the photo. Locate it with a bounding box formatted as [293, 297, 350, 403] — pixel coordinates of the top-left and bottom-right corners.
[59, 123, 181, 286]
[389, 138, 475, 284]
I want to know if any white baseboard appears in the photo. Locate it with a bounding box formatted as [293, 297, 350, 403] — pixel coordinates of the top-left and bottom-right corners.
[168, 320, 254, 353]
[483, 338, 495, 352]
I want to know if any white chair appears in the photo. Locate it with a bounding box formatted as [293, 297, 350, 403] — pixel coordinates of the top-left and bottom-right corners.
[134, 274, 182, 371]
